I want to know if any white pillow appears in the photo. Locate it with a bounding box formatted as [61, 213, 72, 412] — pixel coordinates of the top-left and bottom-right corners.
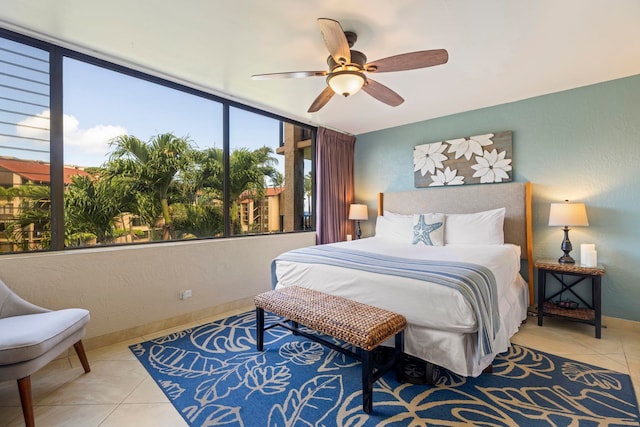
[445, 208, 505, 245]
[383, 210, 412, 219]
[375, 215, 413, 242]
[412, 213, 445, 246]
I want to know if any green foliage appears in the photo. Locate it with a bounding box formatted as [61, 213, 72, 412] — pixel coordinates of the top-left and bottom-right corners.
[172, 202, 223, 238]
[3, 132, 280, 252]
[64, 174, 132, 244]
[106, 133, 195, 240]
[5, 183, 51, 250]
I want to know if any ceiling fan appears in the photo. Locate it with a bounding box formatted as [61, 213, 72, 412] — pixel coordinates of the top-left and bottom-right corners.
[251, 18, 449, 113]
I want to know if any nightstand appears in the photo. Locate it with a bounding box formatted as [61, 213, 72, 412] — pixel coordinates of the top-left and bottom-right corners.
[535, 259, 606, 338]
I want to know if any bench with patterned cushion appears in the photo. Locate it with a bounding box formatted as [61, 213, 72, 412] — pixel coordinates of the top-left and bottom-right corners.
[254, 285, 407, 413]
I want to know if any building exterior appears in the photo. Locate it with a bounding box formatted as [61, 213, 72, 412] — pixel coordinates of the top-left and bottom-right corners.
[0, 156, 91, 252]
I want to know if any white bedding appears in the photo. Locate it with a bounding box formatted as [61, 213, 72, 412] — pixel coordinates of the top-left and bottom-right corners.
[273, 237, 529, 377]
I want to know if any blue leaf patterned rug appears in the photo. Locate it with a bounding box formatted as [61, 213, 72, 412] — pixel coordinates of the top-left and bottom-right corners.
[130, 311, 639, 426]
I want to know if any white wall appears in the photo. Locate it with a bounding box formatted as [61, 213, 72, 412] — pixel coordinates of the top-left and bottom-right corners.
[0, 232, 316, 345]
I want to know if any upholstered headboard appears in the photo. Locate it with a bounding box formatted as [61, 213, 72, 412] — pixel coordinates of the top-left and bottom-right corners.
[378, 182, 533, 302]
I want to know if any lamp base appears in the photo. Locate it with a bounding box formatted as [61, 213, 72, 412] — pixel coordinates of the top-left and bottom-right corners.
[558, 226, 575, 263]
[558, 254, 575, 264]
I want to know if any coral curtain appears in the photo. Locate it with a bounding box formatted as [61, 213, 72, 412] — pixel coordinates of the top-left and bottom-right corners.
[315, 127, 356, 244]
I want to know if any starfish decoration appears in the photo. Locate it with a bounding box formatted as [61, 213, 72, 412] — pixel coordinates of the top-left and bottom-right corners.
[412, 215, 443, 245]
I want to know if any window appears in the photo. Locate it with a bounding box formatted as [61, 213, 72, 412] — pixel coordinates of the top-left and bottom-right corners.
[62, 57, 224, 246]
[0, 29, 315, 254]
[0, 37, 51, 252]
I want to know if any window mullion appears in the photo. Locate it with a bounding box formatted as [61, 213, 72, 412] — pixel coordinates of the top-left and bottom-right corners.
[222, 103, 230, 237]
[49, 47, 64, 250]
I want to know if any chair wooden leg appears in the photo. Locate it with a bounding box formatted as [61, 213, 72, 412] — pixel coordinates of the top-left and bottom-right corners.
[17, 376, 35, 427]
[73, 340, 91, 373]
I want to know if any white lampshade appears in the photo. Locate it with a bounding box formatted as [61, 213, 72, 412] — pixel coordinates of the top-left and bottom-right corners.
[548, 202, 589, 227]
[328, 70, 365, 97]
[348, 204, 368, 221]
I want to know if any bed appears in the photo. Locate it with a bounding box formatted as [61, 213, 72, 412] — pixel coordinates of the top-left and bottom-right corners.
[272, 182, 533, 377]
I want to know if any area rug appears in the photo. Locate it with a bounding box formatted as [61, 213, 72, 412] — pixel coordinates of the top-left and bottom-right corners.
[130, 311, 639, 426]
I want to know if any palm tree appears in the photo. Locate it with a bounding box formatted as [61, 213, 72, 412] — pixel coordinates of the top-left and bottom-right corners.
[190, 147, 224, 201]
[64, 174, 134, 245]
[5, 183, 51, 251]
[228, 146, 279, 233]
[0, 186, 21, 202]
[271, 171, 284, 190]
[106, 133, 194, 240]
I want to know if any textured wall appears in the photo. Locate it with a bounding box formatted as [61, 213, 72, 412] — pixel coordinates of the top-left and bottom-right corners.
[0, 233, 316, 341]
[355, 74, 640, 322]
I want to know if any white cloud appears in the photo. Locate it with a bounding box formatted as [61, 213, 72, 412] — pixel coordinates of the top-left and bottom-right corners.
[14, 110, 127, 166]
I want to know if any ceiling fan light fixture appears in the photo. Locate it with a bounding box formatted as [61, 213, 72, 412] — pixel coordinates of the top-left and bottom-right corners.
[327, 70, 366, 97]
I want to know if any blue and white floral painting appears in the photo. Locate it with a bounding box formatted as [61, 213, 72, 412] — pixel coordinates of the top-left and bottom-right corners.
[413, 131, 513, 187]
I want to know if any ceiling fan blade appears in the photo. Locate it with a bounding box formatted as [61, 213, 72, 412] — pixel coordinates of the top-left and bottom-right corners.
[317, 18, 351, 65]
[365, 49, 449, 73]
[362, 79, 404, 107]
[307, 86, 335, 112]
[252, 71, 327, 80]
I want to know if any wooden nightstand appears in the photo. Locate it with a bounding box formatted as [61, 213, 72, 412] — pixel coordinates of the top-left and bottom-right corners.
[535, 259, 606, 338]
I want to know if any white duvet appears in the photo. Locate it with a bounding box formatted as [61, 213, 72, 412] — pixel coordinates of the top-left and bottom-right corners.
[273, 237, 529, 377]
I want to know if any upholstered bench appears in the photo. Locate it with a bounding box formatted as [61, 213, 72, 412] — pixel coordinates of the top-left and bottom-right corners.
[254, 285, 407, 413]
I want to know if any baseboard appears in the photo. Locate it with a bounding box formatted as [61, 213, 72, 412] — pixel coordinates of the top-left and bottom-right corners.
[82, 296, 255, 351]
[602, 315, 640, 332]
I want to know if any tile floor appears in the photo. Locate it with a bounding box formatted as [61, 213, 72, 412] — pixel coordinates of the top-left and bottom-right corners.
[1, 307, 638, 426]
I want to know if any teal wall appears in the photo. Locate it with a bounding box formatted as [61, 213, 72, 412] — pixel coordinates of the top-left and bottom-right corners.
[354, 74, 640, 322]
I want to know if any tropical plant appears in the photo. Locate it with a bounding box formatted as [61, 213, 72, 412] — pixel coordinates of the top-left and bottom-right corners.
[0, 186, 21, 202]
[106, 132, 195, 240]
[228, 146, 279, 233]
[64, 174, 135, 245]
[4, 183, 51, 251]
[171, 202, 224, 238]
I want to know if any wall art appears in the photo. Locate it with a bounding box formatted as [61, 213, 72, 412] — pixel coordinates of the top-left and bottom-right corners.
[413, 130, 513, 187]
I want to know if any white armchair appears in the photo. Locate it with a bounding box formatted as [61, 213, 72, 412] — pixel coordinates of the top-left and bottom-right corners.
[0, 278, 90, 427]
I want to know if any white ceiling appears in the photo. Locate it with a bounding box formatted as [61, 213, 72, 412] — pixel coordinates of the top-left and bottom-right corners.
[1, 0, 639, 135]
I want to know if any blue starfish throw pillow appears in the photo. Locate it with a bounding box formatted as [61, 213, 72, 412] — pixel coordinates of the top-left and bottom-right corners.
[412, 213, 445, 246]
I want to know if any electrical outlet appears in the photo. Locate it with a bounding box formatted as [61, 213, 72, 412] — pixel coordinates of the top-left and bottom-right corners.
[180, 290, 192, 300]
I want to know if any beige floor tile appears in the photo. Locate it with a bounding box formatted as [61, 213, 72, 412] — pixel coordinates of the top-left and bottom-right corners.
[4, 308, 635, 425]
[123, 376, 170, 404]
[37, 360, 148, 405]
[561, 353, 629, 374]
[29, 360, 91, 405]
[0, 380, 21, 407]
[0, 405, 22, 426]
[100, 403, 189, 427]
[0, 362, 89, 407]
[512, 326, 596, 356]
[628, 358, 640, 384]
[621, 334, 640, 361]
[83, 338, 144, 363]
[3, 404, 115, 427]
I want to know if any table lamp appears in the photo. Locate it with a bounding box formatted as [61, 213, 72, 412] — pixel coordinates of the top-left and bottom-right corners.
[548, 200, 589, 264]
[348, 204, 368, 240]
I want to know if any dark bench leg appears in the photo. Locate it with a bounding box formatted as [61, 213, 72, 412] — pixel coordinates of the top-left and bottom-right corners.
[361, 349, 373, 414]
[395, 331, 404, 382]
[290, 320, 299, 335]
[256, 307, 264, 351]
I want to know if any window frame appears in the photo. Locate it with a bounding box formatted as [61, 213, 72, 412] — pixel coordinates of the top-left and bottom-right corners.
[0, 27, 316, 253]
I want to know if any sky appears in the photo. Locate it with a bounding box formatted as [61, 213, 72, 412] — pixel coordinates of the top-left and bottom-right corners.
[62, 57, 283, 169]
[1, 36, 285, 172]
